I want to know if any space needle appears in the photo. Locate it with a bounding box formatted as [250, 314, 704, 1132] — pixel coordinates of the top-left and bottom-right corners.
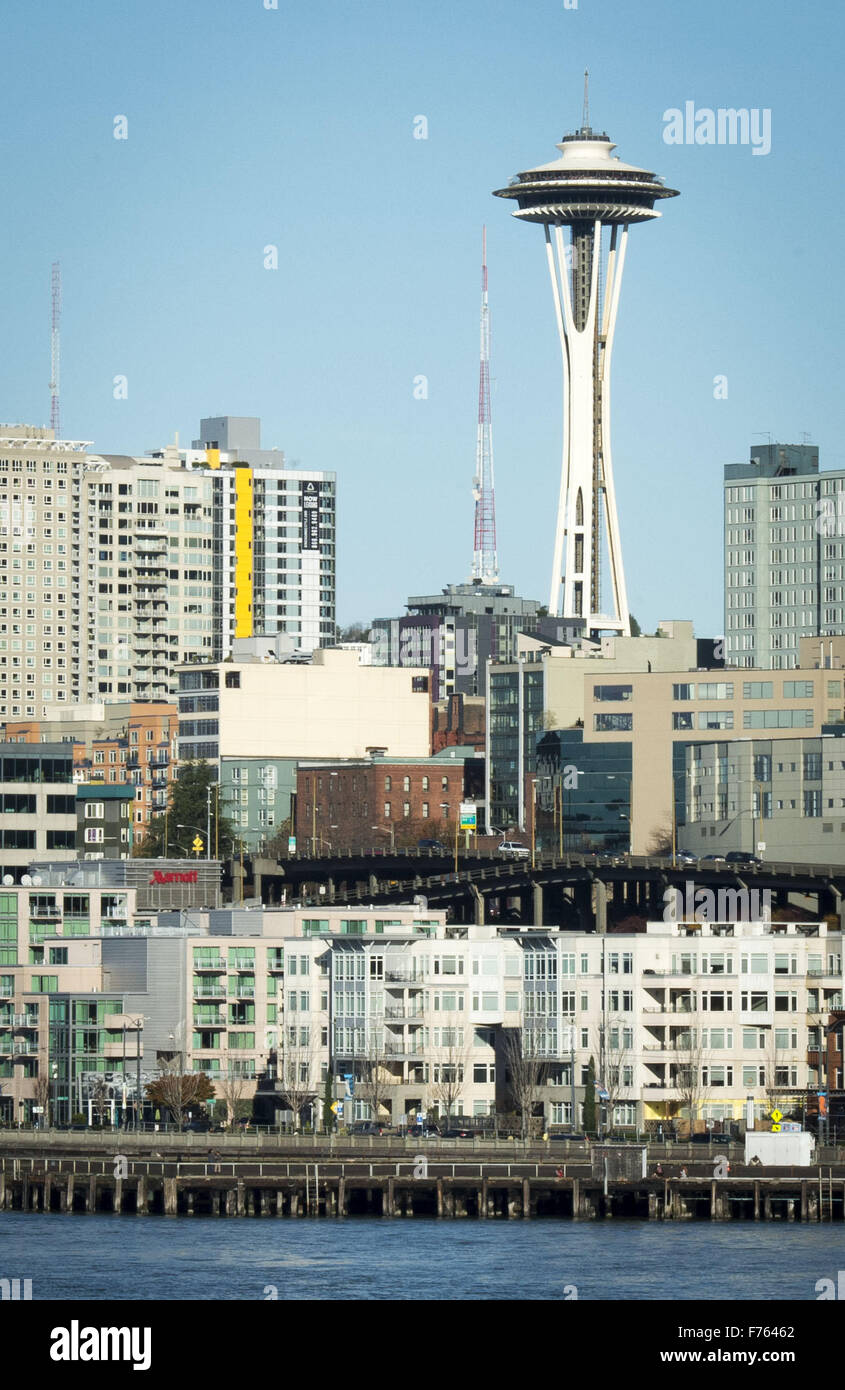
[493, 77, 679, 635]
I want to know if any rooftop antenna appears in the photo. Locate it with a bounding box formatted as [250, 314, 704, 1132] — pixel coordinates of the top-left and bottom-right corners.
[49, 261, 61, 438]
[471, 227, 498, 584]
[582, 69, 590, 130]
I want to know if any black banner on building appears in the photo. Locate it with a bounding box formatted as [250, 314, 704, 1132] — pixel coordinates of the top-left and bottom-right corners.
[301, 481, 321, 550]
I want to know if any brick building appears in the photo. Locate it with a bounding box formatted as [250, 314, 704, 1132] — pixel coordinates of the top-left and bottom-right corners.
[3, 701, 177, 845]
[294, 748, 485, 853]
[431, 693, 485, 754]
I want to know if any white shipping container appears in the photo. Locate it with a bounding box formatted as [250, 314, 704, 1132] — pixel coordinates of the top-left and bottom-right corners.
[744, 1131, 815, 1167]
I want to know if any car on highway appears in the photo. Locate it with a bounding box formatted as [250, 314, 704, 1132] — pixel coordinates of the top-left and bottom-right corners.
[498, 840, 530, 859]
[418, 839, 448, 853]
[725, 851, 762, 866]
[674, 850, 698, 865]
[700, 853, 726, 864]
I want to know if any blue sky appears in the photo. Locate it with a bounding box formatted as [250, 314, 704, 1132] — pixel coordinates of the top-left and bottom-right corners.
[1, 0, 842, 635]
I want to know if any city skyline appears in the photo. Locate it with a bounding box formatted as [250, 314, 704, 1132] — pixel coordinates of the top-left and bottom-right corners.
[1, 0, 842, 642]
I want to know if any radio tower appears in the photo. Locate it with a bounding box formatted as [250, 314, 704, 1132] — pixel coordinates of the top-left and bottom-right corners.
[471, 227, 498, 584]
[49, 261, 61, 438]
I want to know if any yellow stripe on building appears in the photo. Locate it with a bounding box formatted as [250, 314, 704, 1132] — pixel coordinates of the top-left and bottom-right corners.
[234, 467, 254, 638]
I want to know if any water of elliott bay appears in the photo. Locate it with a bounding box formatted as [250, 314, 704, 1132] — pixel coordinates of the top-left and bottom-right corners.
[0, 1213, 841, 1300]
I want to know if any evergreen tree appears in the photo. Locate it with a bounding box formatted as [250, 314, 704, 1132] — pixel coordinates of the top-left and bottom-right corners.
[583, 1055, 597, 1134]
[134, 759, 235, 859]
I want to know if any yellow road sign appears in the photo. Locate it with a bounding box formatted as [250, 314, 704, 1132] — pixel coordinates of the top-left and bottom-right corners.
[192, 836, 204, 856]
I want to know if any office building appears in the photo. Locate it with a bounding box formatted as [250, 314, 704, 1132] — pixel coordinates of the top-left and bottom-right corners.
[679, 729, 845, 864]
[372, 581, 580, 700]
[177, 648, 433, 846]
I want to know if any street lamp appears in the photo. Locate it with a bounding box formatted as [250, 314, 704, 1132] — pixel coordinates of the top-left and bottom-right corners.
[439, 804, 459, 874]
[530, 778, 539, 869]
[371, 824, 395, 852]
[177, 823, 208, 859]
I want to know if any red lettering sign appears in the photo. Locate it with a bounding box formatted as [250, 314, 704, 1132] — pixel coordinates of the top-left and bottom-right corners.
[148, 870, 199, 886]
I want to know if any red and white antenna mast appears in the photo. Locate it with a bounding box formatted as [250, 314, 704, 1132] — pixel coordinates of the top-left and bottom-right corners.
[49, 261, 61, 438]
[471, 227, 498, 583]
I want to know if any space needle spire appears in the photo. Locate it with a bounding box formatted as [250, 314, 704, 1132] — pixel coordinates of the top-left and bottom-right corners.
[471, 226, 498, 584]
[494, 90, 679, 634]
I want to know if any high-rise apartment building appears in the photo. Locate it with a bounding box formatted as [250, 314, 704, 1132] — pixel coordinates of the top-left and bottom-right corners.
[0, 426, 87, 719]
[0, 418, 336, 718]
[723, 442, 844, 670]
[185, 415, 336, 653]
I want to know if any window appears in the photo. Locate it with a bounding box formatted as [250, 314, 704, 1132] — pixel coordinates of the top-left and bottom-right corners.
[594, 713, 632, 732]
[593, 684, 632, 702]
[225, 671, 240, 688]
[698, 711, 734, 730]
[743, 681, 773, 699]
[672, 683, 695, 700]
[784, 680, 813, 698]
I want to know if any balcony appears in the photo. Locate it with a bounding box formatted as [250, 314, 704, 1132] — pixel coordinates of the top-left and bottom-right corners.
[230, 987, 255, 1000]
[230, 958, 256, 972]
[194, 985, 225, 1000]
[193, 959, 226, 973]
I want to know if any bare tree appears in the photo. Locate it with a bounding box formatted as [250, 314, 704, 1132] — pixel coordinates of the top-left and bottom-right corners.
[646, 822, 674, 856]
[502, 1024, 547, 1139]
[33, 1071, 52, 1126]
[593, 1018, 633, 1134]
[357, 1025, 397, 1128]
[427, 1015, 470, 1125]
[277, 1021, 316, 1131]
[765, 1042, 795, 1120]
[671, 1033, 710, 1138]
[217, 1067, 248, 1128]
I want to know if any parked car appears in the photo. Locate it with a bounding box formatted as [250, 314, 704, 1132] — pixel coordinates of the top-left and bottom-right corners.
[549, 1131, 587, 1142]
[725, 851, 762, 866]
[418, 839, 447, 853]
[348, 1121, 386, 1136]
[498, 840, 530, 859]
[441, 1125, 475, 1138]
